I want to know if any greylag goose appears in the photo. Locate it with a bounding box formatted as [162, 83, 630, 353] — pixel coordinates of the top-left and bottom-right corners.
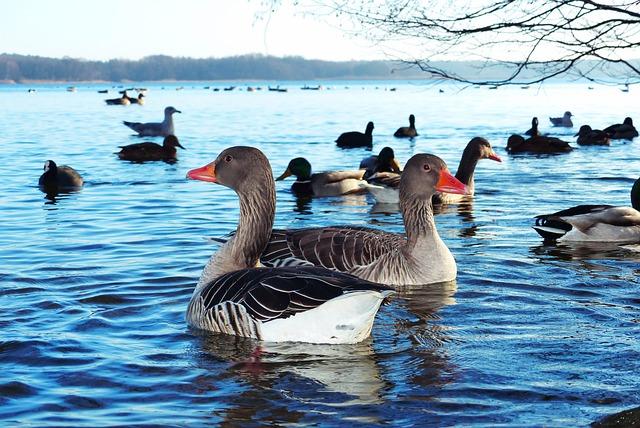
[549, 111, 573, 127]
[524, 117, 540, 136]
[533, 177, 640, 243]
[186, 146, 392, 343]
[394, 114, 418, 138]
[359, 147, 402, 179]
[116, 135, 185, 162]
[603, 117, 638, 140]
[574, 125, 610, 146]
[336, 122, 374, 148]
[38, 160, 83, 195]
[506, 134, 573, 154]
[258, 153, 468, 286]
[362, 137, 498, 205]
[123, 106, 181, 137]
[275, 157, 366, 197]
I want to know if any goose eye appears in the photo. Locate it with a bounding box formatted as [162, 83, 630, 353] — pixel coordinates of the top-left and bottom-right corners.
[224, 155, 233, 163]
[423, 164, 431, 172]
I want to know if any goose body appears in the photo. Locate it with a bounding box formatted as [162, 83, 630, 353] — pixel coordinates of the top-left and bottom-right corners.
[394, 114, 418, 138]
[533, 178, 640, 243]
[603, 117, 638, 140]
[574, 125, 610, 146]
[549, 111, 573, 127]
[116, 135, 184, 162]
[105, 93, 130, 105]
[38, 160, 83, 195]
[336, 122, 374, 148]
[258, 154, 468, 286]
[129, 93, 145, 105]
[186, 147, 391, 343]
[359, 147, 402, 179]
[123, 106, 180, 137]
[276, 157, 366, 197]
[506, 134, 572, 154]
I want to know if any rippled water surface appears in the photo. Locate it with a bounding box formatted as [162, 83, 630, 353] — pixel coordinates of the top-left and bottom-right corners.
[1, 81, 639, 426]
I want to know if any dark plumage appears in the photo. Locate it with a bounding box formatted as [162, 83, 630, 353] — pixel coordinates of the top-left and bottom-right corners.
[359, 147, 402, 179]
[116, 135, 184, 162]
[336, 122, 374, 148]
[506, 134, 572, 154]
[394, 114, 418, 138]
[524, 117, 540, 137]
[603, 117, 638, 140]
[574, 125, 610, 146]
[38, 160, 83, 195]
[129, 93, 145, 105]
[105, 93, 130, 105]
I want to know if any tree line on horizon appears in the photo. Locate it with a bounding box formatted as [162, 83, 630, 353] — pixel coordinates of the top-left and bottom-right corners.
[0, 53, 430, 82]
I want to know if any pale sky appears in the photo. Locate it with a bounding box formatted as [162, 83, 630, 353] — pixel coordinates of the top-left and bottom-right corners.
[0, 0, 387, 61]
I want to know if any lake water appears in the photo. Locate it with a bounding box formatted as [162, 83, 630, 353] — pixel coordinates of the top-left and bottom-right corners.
[1, 80, 639, 426]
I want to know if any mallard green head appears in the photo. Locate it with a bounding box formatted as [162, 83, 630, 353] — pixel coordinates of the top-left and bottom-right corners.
[631, 177, 640, 210]
[276, 157, 312, 181]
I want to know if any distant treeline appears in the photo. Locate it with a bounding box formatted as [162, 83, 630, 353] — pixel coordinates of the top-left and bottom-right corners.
[0, 53, 430, 82]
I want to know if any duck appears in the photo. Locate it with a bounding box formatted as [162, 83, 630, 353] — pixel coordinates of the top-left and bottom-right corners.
[394, 114, 418, 138]
[506, 134, 573, 154]
[336, 121, 374, 148]
[574, 125, 610, 146]
[185, 146, 392, 344]
[524, 117, 540, 136]
[359, 146, 402, 179]
[549, 111, 573, 127]
[275, 157, 366, 197]
[362, 137, 500, 205]
[603, 117, 638, 140]
[129, 93, 145, 105]
[257, 153, 468, 286]
[533, 177, 640, 243]
[123, 106, 181, 137]
[105, 92, 131, 105]
[38, 160, 83, 195]
[116, 135, 185, 162]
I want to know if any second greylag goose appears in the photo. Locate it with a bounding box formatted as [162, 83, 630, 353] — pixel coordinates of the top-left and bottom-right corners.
[258, 153, 468, 286]
[123, 106, 181, 137]
[533, 177, 640, 243]
[275, 157, 366, 197]
[186, 146, 392, 344]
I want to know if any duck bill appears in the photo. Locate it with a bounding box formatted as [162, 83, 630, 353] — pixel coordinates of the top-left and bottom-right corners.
[390, 158, 402, 172]
[436, 169, 468, 195]
[176, 142, 186, 149]
[488, 151, 502, 162]
[275, 168, 292, 181]
[187, 162, 216, 183]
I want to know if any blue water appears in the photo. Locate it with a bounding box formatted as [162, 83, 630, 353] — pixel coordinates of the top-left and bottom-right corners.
[1, 81, 639, 426]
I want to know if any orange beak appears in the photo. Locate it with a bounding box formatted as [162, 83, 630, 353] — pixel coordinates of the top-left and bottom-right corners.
[436, 168, 468, 194]
[488, 152, 502, 162]
[187, 161, 217, 183]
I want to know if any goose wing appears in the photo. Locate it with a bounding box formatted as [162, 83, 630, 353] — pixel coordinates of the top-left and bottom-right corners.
[260, 226, 405, 271]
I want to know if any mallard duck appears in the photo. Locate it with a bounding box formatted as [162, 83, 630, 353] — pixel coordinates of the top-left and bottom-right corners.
[549, 111, 573, 127]
[603, 117, 638, 140]
[123, 106, 181, 137]
[574, 125, 610, 146]
[336, 122, 374, 148]
[116, 135, 185, 162]
[394, 114, 418, 138]
[185, 146, 392, 343]
[359, 146, 402, 179]
[275, 157, 366, 197]
[506, 134, 572, 154]
[38, 160, 83, 195]
[257, 153, 468, 286]
[533, 177, 640, 243]
[524, 117, 540, 136]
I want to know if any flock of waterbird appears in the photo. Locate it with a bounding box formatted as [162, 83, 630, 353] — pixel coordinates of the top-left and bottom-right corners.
[39, 98, 640, 344]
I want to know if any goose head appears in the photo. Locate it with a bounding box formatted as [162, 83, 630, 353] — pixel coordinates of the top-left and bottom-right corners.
[187, 146, 272, 195]
[400, 154, 468, 200]
[276, 157, 312, 181]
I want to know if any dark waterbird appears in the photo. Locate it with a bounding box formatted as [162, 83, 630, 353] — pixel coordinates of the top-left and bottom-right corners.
[38, 160, 83, 195]
[129, 93, 145, 105]
[524, 117, 540, 136]
[336, 121, 374, 148]
[105, 92, 130, 105]
[394, 114, 418, 138]
[185, 146, 392, 343]
[359, 146, 402, 179]
[116, 135, 184, 162]
[603, 117, 638, 140]
[506, 134, 572, 154]
[574, 125, 610, 146]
